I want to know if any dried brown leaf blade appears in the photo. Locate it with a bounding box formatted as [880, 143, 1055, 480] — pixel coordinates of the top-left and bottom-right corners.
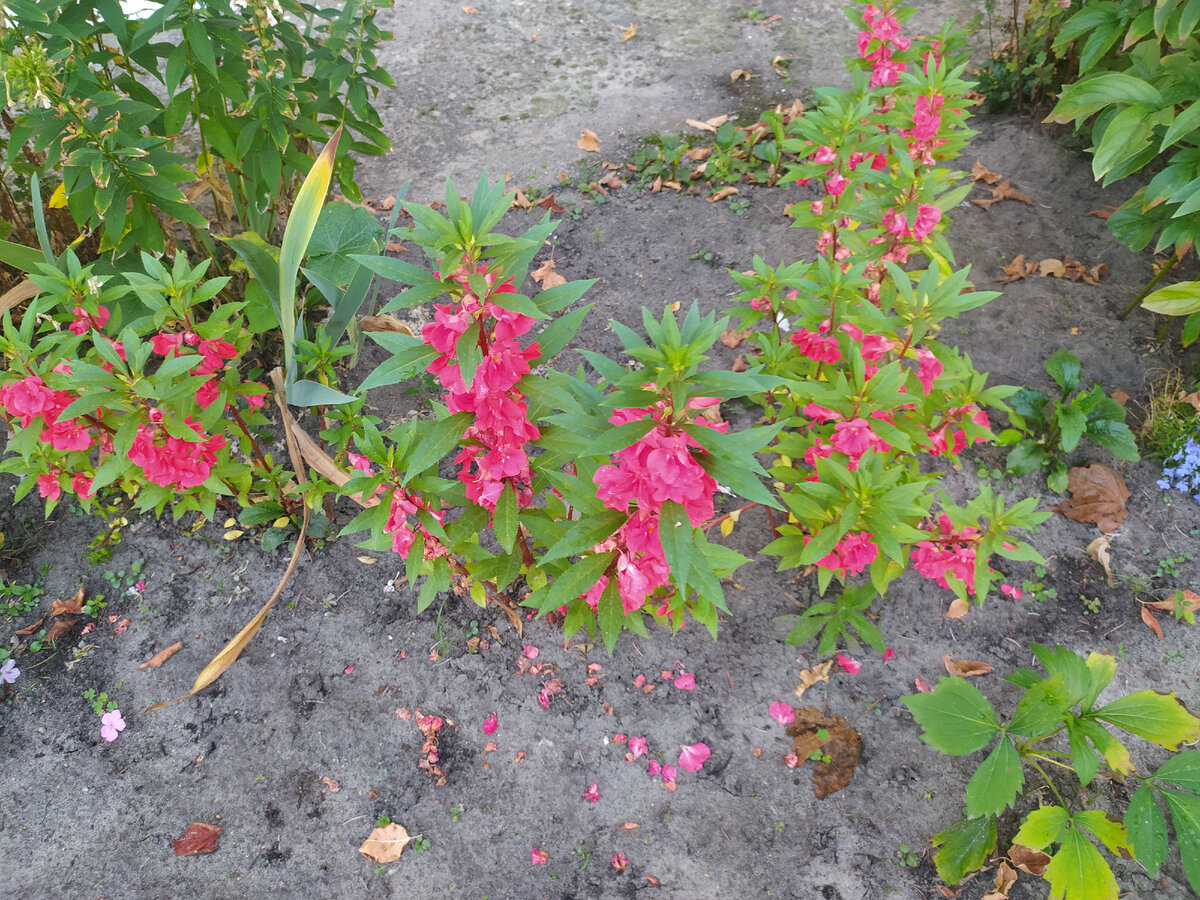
[173, 822, 223, 856]
[139, 640, 183, 670]
[359, 823, 411, 863]
[577, 128, 602, 153]
[942, 654, 993, 677]
[50, 587, 85, 618]
[1051, 463, 1130, 532]
[785, 707, 861, 799]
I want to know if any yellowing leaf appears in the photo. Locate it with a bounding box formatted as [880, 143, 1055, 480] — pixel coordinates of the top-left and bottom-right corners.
[708, 186, 739, 202]
[730, 69, 754, 82]
[272, 517, 291, 528]
[620, 22, 638, 41]
[223, 530, 244, 541]
[356, 555, 377, 564]
[719, 517, 735, 537]
[358, 823, 411, 863]
[577, 128, 602, 153]
[945, 597, 970, 618]
[49, 182, 69, 208]
[223, 518, 237, 528]
[1038, 258, 1066, 278]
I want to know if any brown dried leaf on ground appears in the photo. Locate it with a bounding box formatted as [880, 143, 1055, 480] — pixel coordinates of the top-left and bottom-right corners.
[1009, 845, 1051, 876]
[794, 659, 833, 699]
[321, 776, 341, 792]
[731, 354, 748, 372]
[173, 822, 223, 856]
[730, 69, 754, 82]
[1087, 206, 1117, 219]
[1039, 258, 1066, 278]
[1086, 535, 1115, 586]
[510, 189, 533, 210]
[51, 587, 85, 618]
[15, 617, 45, 635]
[708, 186, 739, 202]
[577, 128, 602, 153]
[942, 654, 993, 677]
[535, 194, 565, 213]
[945, 597, 970, 618]
[1144, 588, 1200, 616]
[971, 161, 1002, 184]
[139, 640, 183, 670]
[996, 253, 1036, 283]
[684, 147, 712, 162]
[359, 823, 411, 863]
[620, 22, 638, 41]
[44, 616, 81, 642]
[1141, 605, 1165, 640]
[972, 177, 1034, 210]
[983, 861, 1019, 900]
[360, 315, 414, 335]
[531, 259, 567, 289]
[1051, 463, 1130, 532]
[785, 706, 862, 798]
[720, 328, 752, 349]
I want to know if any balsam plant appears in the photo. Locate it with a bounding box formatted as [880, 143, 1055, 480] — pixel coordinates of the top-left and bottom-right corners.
[904, 643, 1200, 899]
[997, 348, 1138, 491]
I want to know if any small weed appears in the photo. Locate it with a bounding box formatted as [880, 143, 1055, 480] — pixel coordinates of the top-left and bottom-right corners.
[83, 683, 121, 716]
[574, 847, 591, 871]
[741, 7, 767, 20]
[690, 249, 717, 265]
[1139, 368, 1199, 461]
[451, 806, 464, 822]
[0, 563, 50, 617]
[411, 836, 431, 852]
[1162, 648, 1187, 665]
[896, 842, 920, 867]
[728, 196, 751, 216]
[1081, 595, 1101, 615]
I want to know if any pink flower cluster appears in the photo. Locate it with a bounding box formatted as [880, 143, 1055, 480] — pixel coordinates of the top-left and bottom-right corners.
[858, 4, 911, 87]
[911, 514, 980, 593]
[422, 261, 540, 512]
[127, 409, 226, 489]
[150, 329, 265, 412]
[582, 398, 724, 615]
[346, 452, 447, 561]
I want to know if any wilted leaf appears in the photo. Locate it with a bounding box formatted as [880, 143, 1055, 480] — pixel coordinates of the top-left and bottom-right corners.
[1144, 589, 1200, 619]
[1086, 536, 1115, 586]
[1009, 844, 1052, 875]
[51, 588, 85, 618]
[173, 822, 222, 856]
[785, 706, 862, 798]
[982, 861, 1019, 900]
[993, 178, 1034, 206]
[1141, 605, 1164, 640]
[684, 147, 712, 162]
[531, 259, 567, 289]
[945, 597, 970, 618]
[1051, 463, 1130, 532]
[620, 22, 638, 41]
[14, 617, 45, 635]
[44, 617, 81, 642]
[1039, 258, 1066, 278]
[720, 328, 751, 349]
[359, 315, 414, 335]
[997, 253, 1031, 283]
[971, 161, 1003, 184]
[460, 5, 478, 13]
[730, 69, 754, 82]
[359, 823, 411, 863]
[385, 241, 406, 253]
[139, 640, 183, 670]
[577, 128, 602, 153]
[943, 654, 993, 677]
[535, 194, 565, 213]
[649, 175, 663, 193]
[731, 353, 748, 372]
[1088, 206, 1117, 219]
[321, 776, 341, 792]
[708, 186, 739, 202]
[794, 659, 833, 699]
[510, 189, 533, 210]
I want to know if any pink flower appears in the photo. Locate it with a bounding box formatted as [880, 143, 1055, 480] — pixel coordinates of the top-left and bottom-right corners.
[523, 645, 539, 659]
[769, 702, 796, 726]
[883, 648, 896, 663]
[71, 473, 95, 499]
[243, 382, 268, 409]
[836, 654, 861, 674]
[613, 733, 627, 744]
[36, 473, 61, 501]
[612, 852, 628, 871]
[628, 736, 648, 760]
[831, 419, 882, 457]
[581, 782, 600, 803]
[914, 348, 943, 394]
[662, 763, 678, 787]
[914, 676, 932, 693]
[531, 847, 549, 865]
[647, 760, 661, 776]
[68, 305, 110, 336]
[1000, 584, 1023, 599]
[100, 709, 126, 742]
[482, 714, 498, 735]
[783, 752, 800, 768]
[678, 742, 711, 773]
[673, 673, 695, 691]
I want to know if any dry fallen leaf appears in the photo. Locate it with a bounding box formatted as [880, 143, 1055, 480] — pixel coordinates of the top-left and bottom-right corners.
[360, 315, 414, 335]
[942, 654, 993, 677]
[997, 253, 1034, 283]
[794, 660, 834, 699]
[51, 587, 85, 618]
[982, 861, 1019, 900]
[1039, 258, 1066, 278]
[730, 69, 754, 82]
[1087, 206, 1117, 219]
[1141, 605, 1165, 640]
[359, 823, 411, 863]
[971, 161, 1002, 184]
[356, 556, 377, 565]
[708, 186, 739, 202]
[44, 616, 81, 642]
[173, 822, 223, 856]
[531, 259, 567, 290]
[945, 597, 970, 619]
[15, 617, 44, 636]
[731, 353, 748, 372]
[321, 776, 341, 792]
[460, 5, 479, 13]
[1051, 463, 1130, 532]
[577, 128, 602, 153]
[973, 177, 1034, 209]
[510, 189, 533, 210]
[1009, 845, 1051, 876]
[786, 706, 862, 799]
[1111, 388, 1130, 407]
[1144, 588, 1200, 617]
[139, 640, 183, 670]
[720, 328, 752, 349]
[1086, 535, 1115, 587]
[620, 22, 638, 41]
[685, 147, 713, 162]
[385, 240, 407, 253]
[535, 193, 566, 213]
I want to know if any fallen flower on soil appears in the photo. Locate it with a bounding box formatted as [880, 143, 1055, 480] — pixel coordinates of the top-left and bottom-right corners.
[523, 644, 539, 659]
[673, 672, 695, 690]
[769, 702, 796, 725]
[628, 735, 648, 759]
[531, 847, 549, 865]
[647, 760, 661, 776]
[678, 742, 711, 772]
[662, 763, 678, 791]
[581, 782, 600, 802]
[1, 659, 19, 683]
[882, 648, 896, 663]
[358, 823, 411, 863]
[100, 709, 126, 742]
[612, 852, 628, 871]
[173, 822, 222, 856]
[835, 653, 861, 674]
[482, 713, 498, 735]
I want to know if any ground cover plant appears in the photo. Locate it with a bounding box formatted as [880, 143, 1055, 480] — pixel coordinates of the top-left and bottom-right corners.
[0, 1, 1198, 898]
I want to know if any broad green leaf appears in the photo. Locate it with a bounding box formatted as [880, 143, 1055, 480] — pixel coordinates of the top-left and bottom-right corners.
[1006, 440, 1050, 475]
[1142, 279, 1200, 317]
[1030, 644, 1091, 707]
[1160, 788, 1200, 895]
[1082, 652, 1116, 712]
[1045, 73, 1163, 123]
[1055, 403, 1087, 453]
[1074, 809, 1127, 856]
[1043, 824, 1119, 900]
[658, 500, 693, 598]
[1013, 805, 1070, 850]
[1008, 675, 1072, 737]
[289, 379, 357, 407]
[304, 201, 383, 286]
[492, 482, 518, 553]
[903, 676, 1000, 756]
[403, 412, 472, 476]
[1094, 690, 1200, 750]
[541, 508, 628, 563]
[596, 578, 623, 655]
[930, 816, 996, 885]
[1151, 749, 1200, 792]
[1066, 718, 1101, 787]
[1043, 349, 1081, 394]
[965, 737, 1024, 817]
[1124, 784, 1167, 876]
[522, 551, 614, 613]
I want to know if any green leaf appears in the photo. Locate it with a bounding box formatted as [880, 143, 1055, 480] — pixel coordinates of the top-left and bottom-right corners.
[523, 551, 614, 613]
[492, 482, 518, 553]
[965, 737, 1024, 818]
[1075, 809, 1128, 856]
[1044, 349, 1081, 394]
[1094, 690, 1200, 750]
[929, 816, 996, 885]
[1013, 805, 1070, 850]
[1066, 718, 1101, 787]
[1160, 788, 1200, 895]
[304, 201, 383, 286]
[541, 508, 628, 563]
[1083, 417, 1139, 461]
[1125, 784, 1168, 877]
[596, 578, 623, 655]
[1151, 749, 1200, 792]
[1082, 651, 1117, 712]
[1009, 674, 1072, 737]
[902, 676, 1000, 756]
[1006, 440, 1051, 475]
[532, 303, 592, 361]
[289, 379, 357, 407]
[1045, 73, 1163, 123]
[1043, 824, 1119, 900]
[1055, 404, 1087, 453]
[1142, 279, 1200, 317]
[658, 500, 692, 598]
[403, 412, 473, 476]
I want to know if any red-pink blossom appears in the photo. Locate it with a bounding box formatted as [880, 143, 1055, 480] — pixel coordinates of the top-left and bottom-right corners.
[611, 852, 628, 870]
[678, 742, 711, 772]
[836, 654, 861, 674]
[531, 847, 549, 865]
[1000, 584, 1023, 599]
[647, 759, 661, 776]
[36, 472, 61, 501]
[581, 782, 600, 803]
[662, 763, 678, 785]
[482, 714, 498, 735]
[883, 648, 896, 663]
[914, 676, 932, 693]
[628, 736, 648, 760]
[673, 672, 695, 691]
[71, 472, 95, 498]
[523, 644, 539, 660]
[783, 752, 800, 768]
[68, 305, 110, 336]
[769, 702, 796, 726]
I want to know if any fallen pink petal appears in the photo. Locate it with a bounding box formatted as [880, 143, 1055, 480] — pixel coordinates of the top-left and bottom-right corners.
[343, 664, 354, 674]
[883, 647, 896, 663]
[613, 733, 627, 743]
[768, 702, 796, 726]
[531, 847, 549, 865]
[611, 851, 628, 871]
[523, 644, 539, 659]
[482, 713, 499, 735]
[784, 752, 800, 768]
[915, 675, 933, 693]
[678, 742, 711, 772]
[835, 653, 861, 674]
[628, 735, 648, 759]
[581, 782, 600, 802]
[647, 759, 661, 776]
[673, 672, 695, 690]
[662, 763, 677, 783]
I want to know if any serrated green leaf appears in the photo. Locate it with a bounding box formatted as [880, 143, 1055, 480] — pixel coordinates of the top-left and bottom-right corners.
[1151, 749, 1200, 792]
[929, 816, 996, 885]
[492, 482, 518, 553]
[1125, 785, 1168, 876]
[1094, 690, 1200, 750]
[1160, 788, 1200, 895]
[1067, 718, 1101, 787]
[965, 737, 1024, 817]
[1043, 824, 1119, 900]
[1013, 806, 1070, 850]
[1044, 349, 1082, 394]
[903, 676, 1000, 756]
[1009, 674, 1072, 737]
[1082, 651, 1116, 712]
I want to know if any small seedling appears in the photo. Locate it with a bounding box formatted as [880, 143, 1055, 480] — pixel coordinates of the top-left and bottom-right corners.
[896, 842, 920, 867]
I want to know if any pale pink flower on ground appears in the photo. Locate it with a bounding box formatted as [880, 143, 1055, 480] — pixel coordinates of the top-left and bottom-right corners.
[1000, 584, 1023, 599]
[1, 659, 19, 683]
[611, 852, 628, 871]
[531, 847, 549, 865]
[581, 782, 600, 803]
[783, 753, 800, 768]
[523, 645, 539, 659]
[678, 742, 711, 772]
[673, 673, 695, 690]
[914, 676, 932, 693]
[883, 648, 896, 663]
[836, 654, 861, 674]
[100, 709, 126, 742]
[482, 714, 499, 735]
[647, 760, 661, 776]
[769, 702, 796, 726]
[662, 763, 678, 787]
[628, 736, 648, 760]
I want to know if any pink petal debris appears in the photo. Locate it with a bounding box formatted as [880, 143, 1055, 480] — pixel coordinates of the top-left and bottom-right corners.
[662, 763, 678, 790]
[628, 736, 648, 760]
[883, 647, 896, 663]
[344, 664, 355, 674]
[523, 645, 539, 659]
[768, 702, 796, 726]
[581, 782, 600, 803]
[673, 673, 695, 690]
[482, 713, 499, 735]
[612, 851, 628, 871]
[613, 733, 627, 743]
[1000, 583, 1023, 599]
[914, 675, 933, 693]
[835, 653, 861, 674]
[531, 847, 549, 865]
[783, 752, 800, 768]
[647, 760, 661, 776]
[678, 742, 711, 773]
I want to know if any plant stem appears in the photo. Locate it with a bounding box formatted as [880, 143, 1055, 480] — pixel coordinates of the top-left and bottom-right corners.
[1120, 251, 1180, 320]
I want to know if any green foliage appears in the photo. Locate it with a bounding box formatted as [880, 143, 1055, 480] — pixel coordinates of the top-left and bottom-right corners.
[0, 562, 49, 616]
[905, 643, 1200, 896]
[0, 0, 392, 260]
[997, 349, 1138, 490]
